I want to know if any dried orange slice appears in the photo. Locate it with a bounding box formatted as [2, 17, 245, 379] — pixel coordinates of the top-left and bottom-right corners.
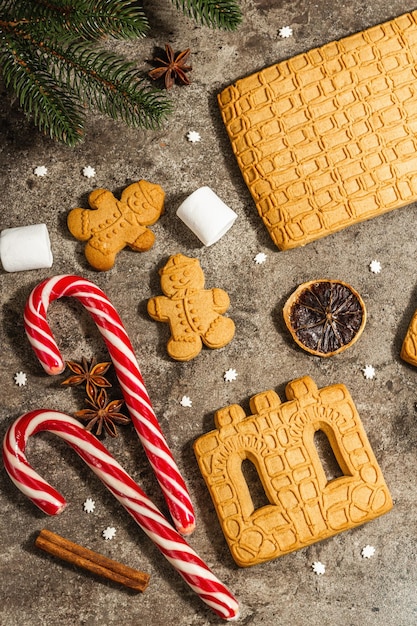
[283, 279, 366, 357]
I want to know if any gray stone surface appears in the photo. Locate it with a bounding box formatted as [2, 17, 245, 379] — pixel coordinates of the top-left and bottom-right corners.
[1, 1, 416, 624]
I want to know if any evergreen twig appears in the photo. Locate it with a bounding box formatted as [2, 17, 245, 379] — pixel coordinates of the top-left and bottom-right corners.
[171, 0, 242, 30]
[0, 0, 243, 145]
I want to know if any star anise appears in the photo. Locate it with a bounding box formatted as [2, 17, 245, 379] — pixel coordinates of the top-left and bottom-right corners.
[61, 357, 112, 398]
[148, 44, 191, 89]
[74, 386, 130, 438]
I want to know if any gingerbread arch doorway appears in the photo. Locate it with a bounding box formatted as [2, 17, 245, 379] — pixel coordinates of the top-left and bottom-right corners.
[313, 425, 347, 484]
[305, 418, 354, 490]
[227, 447, 277, 520]
[240, 456, 271, 513]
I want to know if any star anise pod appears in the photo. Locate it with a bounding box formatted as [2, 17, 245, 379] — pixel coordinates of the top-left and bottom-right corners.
[61, 357, 112, 398]
[148, 44, 191, 90]
[74, 386, 130, 438]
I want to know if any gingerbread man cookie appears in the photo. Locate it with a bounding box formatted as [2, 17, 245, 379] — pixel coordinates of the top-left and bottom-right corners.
[147, 254, 235, 361]
[67, 179, 164, 271]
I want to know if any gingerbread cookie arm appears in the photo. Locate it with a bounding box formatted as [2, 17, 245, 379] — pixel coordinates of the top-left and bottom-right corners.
[129, 228, 156, 253]
[147, 295, 171, 322]
[210, 288, 231, 314]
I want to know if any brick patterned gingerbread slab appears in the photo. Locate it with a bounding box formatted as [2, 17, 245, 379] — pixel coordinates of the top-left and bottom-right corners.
[194, 376, 392, 567]
[218, 12, 417, 249]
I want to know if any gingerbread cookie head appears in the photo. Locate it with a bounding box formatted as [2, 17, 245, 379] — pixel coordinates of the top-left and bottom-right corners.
[148, 254, 235, 361]
[159, 253, 205, 299]
[67, 179, 164, 271]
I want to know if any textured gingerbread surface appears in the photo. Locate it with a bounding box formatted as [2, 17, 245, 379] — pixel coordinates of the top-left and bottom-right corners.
[67, 180, 165, 271]
[400, 308, 417, 366]
[147, 254, 235, 360]
[218, 11, 417, 249]
[194, 376, 392, 567]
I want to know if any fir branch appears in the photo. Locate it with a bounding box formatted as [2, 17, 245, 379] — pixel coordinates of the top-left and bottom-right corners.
[1, 0, 149, 40]
[171, 0, 242, 30]
[0, 0, 244, 145]
[0, 45, 85, 145]
[43, 40, 173, 129]
[0, 0, 171, 146]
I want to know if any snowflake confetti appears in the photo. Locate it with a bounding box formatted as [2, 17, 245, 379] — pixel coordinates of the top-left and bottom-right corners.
[186, 130, 201, 143]
[361, 544, 376, 559]
[254, 252, 267, 264]
[369, 260, 382, 274]
[180, 395, 192, 408]
[83, 497, 96, 513]
[362, 364, 376, 380]
[34, 165, 48, 177]
[311, 561, 326, 575]
[102, 526, 116, 540]
[224, 368, 238, 382]
[14, 371, 27, 387]
[82, 165, 96, 179]
[279, 26, 293, 38]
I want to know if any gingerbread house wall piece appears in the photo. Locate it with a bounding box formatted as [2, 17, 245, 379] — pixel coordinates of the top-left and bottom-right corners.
[194, 376, 393, 567]
[218, 11, 417, 250]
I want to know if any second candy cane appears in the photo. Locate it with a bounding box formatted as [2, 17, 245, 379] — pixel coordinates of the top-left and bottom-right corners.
[23, 274, 195, 535]
[3, 410, 239, 620]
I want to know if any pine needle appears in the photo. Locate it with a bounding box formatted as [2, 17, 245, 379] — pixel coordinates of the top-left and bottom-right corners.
[171, 0, 242, 30]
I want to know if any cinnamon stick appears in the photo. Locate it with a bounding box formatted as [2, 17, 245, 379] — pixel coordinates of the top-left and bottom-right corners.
[35, 529, 150, 592]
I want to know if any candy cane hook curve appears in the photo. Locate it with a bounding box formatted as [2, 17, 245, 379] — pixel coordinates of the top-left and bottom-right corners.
[3, 410, 239, 621]
[23, 274, 195, 535]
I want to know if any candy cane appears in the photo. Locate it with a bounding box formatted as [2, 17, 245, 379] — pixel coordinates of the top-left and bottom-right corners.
[2, 410, 239, 621]
[23, 275, 195, 535]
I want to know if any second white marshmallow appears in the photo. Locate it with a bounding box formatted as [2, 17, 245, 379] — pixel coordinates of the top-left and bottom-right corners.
[176, 186, 237, 246]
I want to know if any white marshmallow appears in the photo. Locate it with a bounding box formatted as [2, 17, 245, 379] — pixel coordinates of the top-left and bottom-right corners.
[176, 186, 237, 246]
[0, 223, 53, 272]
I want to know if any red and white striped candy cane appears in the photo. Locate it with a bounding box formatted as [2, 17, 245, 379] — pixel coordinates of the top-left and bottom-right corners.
[2, 410, 239, 621]
[23, 275, 195, 535]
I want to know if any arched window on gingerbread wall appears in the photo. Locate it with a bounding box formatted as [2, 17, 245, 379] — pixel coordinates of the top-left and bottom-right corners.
[312, 423, 352, 485]
[241, 457, 271, 512]
[229, 452, 271, 517]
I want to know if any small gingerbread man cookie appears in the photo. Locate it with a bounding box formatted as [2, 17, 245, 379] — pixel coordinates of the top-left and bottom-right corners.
[147, 254, 235, 361]
[67, 179, 164, 271]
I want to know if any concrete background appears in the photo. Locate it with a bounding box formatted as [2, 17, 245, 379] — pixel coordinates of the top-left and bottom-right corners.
[1, 1, 416, 624]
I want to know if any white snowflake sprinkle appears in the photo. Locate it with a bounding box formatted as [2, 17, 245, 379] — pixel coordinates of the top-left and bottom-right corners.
[186, 130, 201, 143]
[82, 165, 96, 179]
[311, 561, 326, 575]
[361, 544, 376, 559]
[279, 26, 293, 38]
[34, 165, 48, 177]
[369, 260, 381, 274]
[180, 395, 192, 408]
[83, 497, 96, 513]
[254, 252, 267, 264]
[363, 364, 376, 380]
[224, 368, 238, 382]
[14, 371, 27, 387]
[102, 526, 116, 540]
